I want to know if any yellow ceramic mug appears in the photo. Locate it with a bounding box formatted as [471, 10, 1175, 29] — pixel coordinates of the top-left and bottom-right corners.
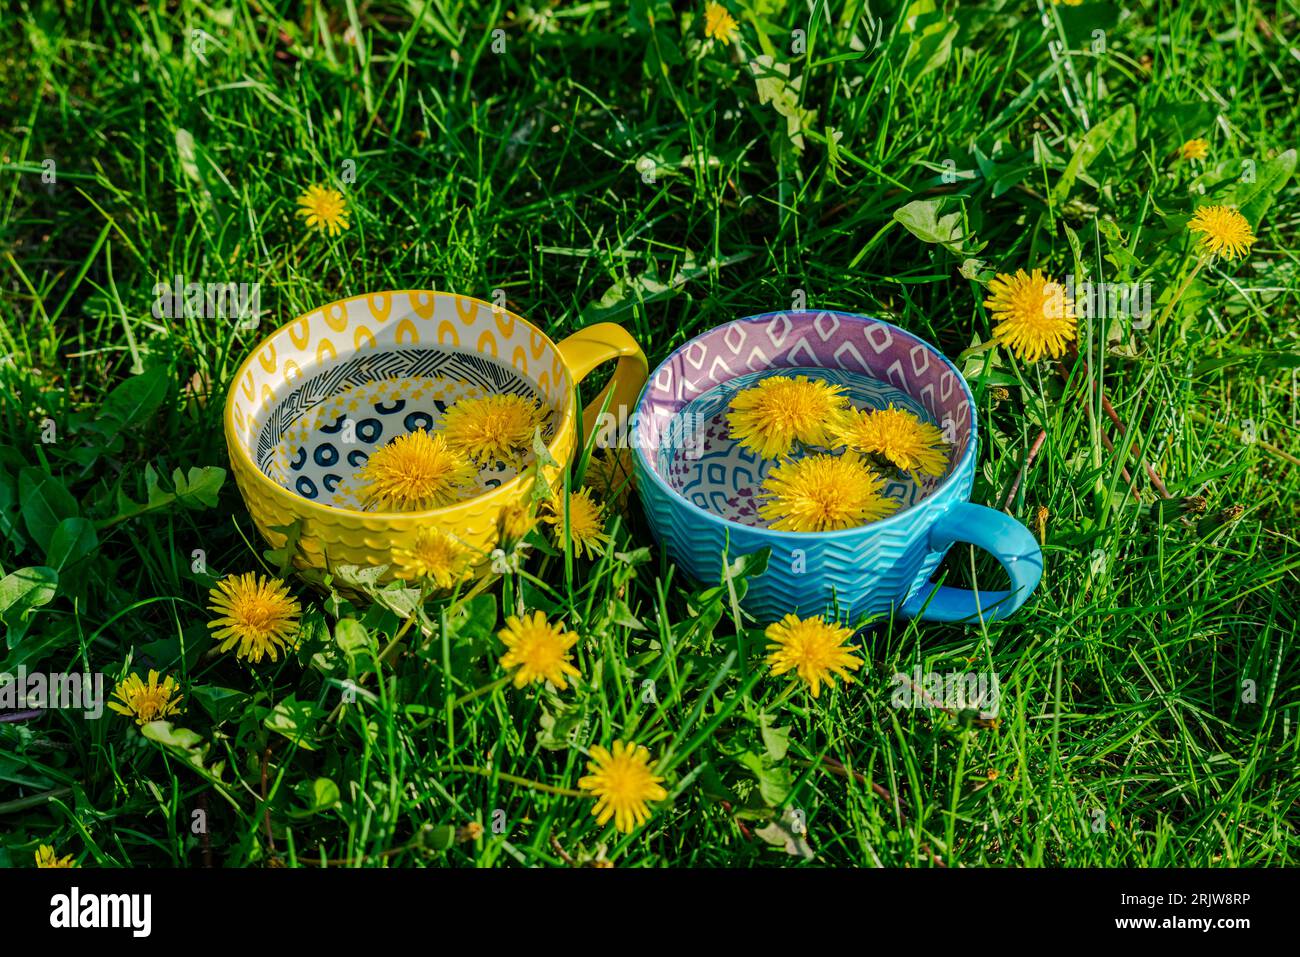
[223, 290, 647, 572]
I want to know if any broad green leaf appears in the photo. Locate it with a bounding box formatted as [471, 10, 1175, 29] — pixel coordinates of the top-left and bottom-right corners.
[447, 593, 499, 641]
[1051, 104, 1135, 203]
[97, 366, 170, 435]
[18, 468, 78, 552]
[97, 465, 226, 529]
[263, 695, 325, 750]
[893, 197, 971, 254]
[738, 750, 793, 806]
[755, 808, 815, 860]
[263, 519, 304, 576]
[724, 547, 770, 583]
[190, 685, 250, 724]
[0, 566, 58, 647]
[141, 721, 218, 775]
[334, 618, 370, 655]
[1221, 149, 1296, 227]
[295, 777, 340, 812]
[172, 466, 226, 509]
[44, 518, 98, 570]
[759, 714, 791, 761]
[141, 721, 205, 750]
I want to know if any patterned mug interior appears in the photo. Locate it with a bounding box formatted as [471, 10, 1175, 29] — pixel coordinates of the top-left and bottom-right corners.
[229, 292, 572, 512]
[638, 311, 974, 529]
[657, 367, 945, 527]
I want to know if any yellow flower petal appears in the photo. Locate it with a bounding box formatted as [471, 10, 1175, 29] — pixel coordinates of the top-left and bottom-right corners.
[758, 452, 898, 532]
[727, 375, 851, 458]
[835, 404, 950, 477]
[542, 487, 610, 559]
[356, 428, 476, 511]
[441, 394, 544, 467]
[109, 670, 184, 725]
[765, 614, 863, 698]
[392, 527, 473, 588]
[578, 739, 668, 833]
[497, 611, 581, 690]
[703, 2, 739, 42]
[1187, 204, 1255, 261]
[207, 572, 302, 665]
[295, 184, 350, 236]
[983, 268, 1077, 363]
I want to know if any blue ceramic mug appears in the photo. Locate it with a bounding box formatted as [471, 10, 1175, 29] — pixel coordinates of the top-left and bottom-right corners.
[630, 311, 1043, 624]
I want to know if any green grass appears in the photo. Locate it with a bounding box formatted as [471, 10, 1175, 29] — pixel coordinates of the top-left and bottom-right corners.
[1, 0, 1298, 867]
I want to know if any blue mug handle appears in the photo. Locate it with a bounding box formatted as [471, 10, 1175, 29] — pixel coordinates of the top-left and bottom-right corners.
[899, 502, 1044, 623]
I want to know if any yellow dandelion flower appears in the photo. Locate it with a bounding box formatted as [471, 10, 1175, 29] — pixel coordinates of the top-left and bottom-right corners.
[758, 452, 898, 532]
[441, 394, 545, 466]
[356, 428, 476, 511]
[392, 527, 473, 588]
[1178, 138, 1210, 161]
[983, 268, 1078, 362]
[207, 572, 302, 664]
[584, 448, 636, 511]
[295, 184, 350, 236]
[496, 501, 537, 546]
[497, 611, 581, 689]
[543, 487, 610, 559]
[727, 375, 851, 458]
[1188, 204, 1256, 261]
[108, 670, 184, 726]
[578, 740, 668, 833]
[35, 845, 76, 868]
[836, 404, 950, 477]
[704, 2, 739, 42]
[764, 614, 863, 698]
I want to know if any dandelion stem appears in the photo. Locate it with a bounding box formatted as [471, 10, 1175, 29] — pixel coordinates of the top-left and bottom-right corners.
[1154, 255, 1207, 328]
[439, 765, 585, 798]
[1187, 410, 1300, 467]
[957, 338, 1000, 362]
[452, 675, 510, 709]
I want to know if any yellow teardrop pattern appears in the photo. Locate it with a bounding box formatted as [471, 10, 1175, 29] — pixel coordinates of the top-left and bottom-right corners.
[258, 342, 277, 374]
[455, 296, 478, 325]
[477, 330, 498, 358]
[317, 338, 337, 364]
[493, 307, 515, 338]
[436, 322, 460, 347]
[409, 292, 436, 319]
[395, 319, 420, 345]
[354, 326, 376, 350]
[367, 293, 392, 324]
[324, 302, 350, 332]
[289, 315, 311, 348]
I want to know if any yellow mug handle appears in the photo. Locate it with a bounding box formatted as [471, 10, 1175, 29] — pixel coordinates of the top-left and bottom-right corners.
[556, 323, 649, 443]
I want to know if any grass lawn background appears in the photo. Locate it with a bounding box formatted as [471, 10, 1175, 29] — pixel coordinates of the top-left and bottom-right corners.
[1, 0, 1297, 866]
